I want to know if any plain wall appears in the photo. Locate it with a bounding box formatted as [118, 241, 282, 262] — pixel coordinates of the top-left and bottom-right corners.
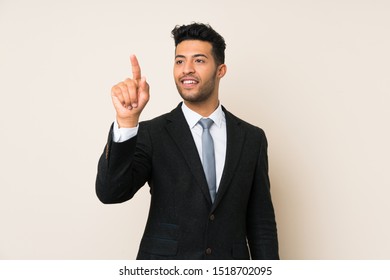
[1, 0, 389, 259]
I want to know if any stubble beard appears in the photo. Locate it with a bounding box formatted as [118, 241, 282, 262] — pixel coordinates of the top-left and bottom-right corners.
[175, 70, 218, 104]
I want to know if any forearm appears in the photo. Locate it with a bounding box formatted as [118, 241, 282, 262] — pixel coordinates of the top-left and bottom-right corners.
[95, 125, 150, 204]
[247, 216, 279, 260]
[246, 177, 279, 260]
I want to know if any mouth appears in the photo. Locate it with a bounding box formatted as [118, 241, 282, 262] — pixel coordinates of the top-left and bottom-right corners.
[180, 77, 199, 88]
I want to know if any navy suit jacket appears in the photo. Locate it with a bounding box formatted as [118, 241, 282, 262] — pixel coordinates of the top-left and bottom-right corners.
[96, 103, 279, 259]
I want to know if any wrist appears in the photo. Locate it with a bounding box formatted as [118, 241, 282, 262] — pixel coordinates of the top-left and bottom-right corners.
[116, 116, 139, 128]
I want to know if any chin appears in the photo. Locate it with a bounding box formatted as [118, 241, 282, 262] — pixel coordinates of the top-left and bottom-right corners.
[176, 83, 214, 103]
[180, 92, 211, 103]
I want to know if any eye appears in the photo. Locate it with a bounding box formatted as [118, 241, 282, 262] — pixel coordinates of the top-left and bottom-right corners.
[175, 60, 183, 65]
[195, 59, 205, 63]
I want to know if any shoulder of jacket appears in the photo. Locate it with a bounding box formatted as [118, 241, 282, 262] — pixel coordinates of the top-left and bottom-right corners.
[224, 109, 266, 136]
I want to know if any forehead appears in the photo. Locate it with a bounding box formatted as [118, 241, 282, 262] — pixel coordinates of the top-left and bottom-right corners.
[175, 40, 213, 56]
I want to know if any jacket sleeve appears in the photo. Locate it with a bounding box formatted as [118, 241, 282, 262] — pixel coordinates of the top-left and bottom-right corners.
[95, 122, 152, 204]
[246, 129, 279, 259]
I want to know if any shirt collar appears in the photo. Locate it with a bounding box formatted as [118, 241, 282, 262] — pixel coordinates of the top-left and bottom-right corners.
[181, 102, 225, 129]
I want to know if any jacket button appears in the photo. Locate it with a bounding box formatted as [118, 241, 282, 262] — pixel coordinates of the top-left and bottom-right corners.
[205, 248, 212, 255]
[209, 214, 215, 221]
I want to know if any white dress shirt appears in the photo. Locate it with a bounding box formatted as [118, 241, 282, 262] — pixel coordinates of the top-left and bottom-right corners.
[113, 103, 227, 190]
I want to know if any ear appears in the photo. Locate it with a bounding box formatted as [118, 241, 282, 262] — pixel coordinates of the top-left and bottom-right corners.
[217, 64, 227, 78]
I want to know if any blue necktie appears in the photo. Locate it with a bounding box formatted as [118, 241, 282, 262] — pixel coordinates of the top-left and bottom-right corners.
[199, 118, 216, 203]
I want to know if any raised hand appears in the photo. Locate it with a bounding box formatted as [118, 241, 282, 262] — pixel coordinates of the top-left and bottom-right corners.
[111, 55, 150, 128]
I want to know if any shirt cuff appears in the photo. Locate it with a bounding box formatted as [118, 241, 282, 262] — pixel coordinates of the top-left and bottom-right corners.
[113, 120, 139, 143]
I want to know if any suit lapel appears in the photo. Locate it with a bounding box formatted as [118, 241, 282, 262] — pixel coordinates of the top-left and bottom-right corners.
[212, 108, 246, 210]
[165, 104, 213, 205]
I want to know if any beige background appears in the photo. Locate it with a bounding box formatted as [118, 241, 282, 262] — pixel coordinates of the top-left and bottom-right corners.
[1, 0, 389, 259]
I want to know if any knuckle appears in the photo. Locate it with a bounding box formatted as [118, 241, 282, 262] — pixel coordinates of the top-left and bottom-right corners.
[129, 82, 137, 91]
[118, 84, 128, 92]
[111, 86, 121, 95]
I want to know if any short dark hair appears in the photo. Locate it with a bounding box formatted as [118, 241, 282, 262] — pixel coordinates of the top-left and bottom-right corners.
[171, 23, 226, 65]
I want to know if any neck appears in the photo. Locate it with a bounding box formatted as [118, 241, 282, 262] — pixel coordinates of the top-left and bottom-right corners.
[183, 98, 219, 117]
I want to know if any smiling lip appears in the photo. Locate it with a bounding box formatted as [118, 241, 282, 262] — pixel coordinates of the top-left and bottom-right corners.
[180, 77, 199, 88]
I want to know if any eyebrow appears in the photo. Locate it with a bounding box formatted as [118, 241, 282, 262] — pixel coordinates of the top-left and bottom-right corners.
[175, 54, 209, 59]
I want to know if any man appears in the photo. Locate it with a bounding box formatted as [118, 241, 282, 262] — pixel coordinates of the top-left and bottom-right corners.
[96, 23, 279, 260]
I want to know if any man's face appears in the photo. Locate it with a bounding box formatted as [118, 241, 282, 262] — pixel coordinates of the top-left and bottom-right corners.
[174, 40, 222, 104]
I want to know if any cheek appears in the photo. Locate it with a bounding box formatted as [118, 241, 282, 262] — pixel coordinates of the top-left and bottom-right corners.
[202, 69, 217, 81]
[173, 66, 181, 79]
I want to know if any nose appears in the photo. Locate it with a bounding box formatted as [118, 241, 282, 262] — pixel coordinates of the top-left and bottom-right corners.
[183, 61, 195, 75]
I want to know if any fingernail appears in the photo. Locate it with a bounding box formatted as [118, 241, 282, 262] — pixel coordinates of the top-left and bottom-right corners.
[132, 103, 138, 108]
[127, 106, 132, 110]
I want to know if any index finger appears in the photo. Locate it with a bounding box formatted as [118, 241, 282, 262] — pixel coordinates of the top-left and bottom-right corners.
[130, 54, 141, 81]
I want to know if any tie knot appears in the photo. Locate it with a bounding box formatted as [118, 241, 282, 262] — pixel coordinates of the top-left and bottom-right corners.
[198, 118, 214, 130]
